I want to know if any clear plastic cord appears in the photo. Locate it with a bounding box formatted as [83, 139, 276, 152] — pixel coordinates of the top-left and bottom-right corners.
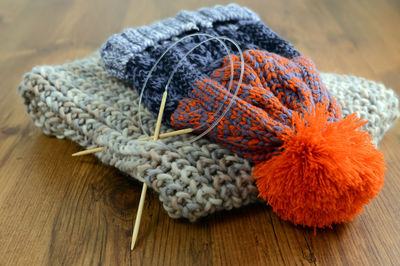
[137, 33, 244, 143]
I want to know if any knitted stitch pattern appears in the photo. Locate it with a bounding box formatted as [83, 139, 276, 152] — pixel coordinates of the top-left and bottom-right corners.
[100, 4, 300, 124]
[18, 53, 400, 221]
[171, 49, 341, 162]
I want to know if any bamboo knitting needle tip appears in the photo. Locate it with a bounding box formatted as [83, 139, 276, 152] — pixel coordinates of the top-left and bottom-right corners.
[130, 182, 148, 250]
[131, 91, 167, 250]
[72, 147, 103, 156]
[152, 91, 168, 141]
[71, 130, 193, 156]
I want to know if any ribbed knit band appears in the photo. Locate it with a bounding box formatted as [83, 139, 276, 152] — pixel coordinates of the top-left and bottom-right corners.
[101, 3, 260, 79]
[18, 52, 400, 221]
[100, 4, 300, 124]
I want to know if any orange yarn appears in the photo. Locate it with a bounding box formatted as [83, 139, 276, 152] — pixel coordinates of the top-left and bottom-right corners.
[253, 103, 386, 228]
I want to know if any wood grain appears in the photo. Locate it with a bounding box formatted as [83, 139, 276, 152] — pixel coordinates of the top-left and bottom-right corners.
[1, 0, 399, 265]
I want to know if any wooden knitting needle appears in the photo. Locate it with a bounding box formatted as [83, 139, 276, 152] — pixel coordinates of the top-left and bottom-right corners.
[71, 128, 193, 157]
[131, 91, 166, 250]
[72, 91, 192, 250]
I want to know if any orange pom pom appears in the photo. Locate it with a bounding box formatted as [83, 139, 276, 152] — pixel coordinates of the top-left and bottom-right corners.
[253, 104, 386, 228]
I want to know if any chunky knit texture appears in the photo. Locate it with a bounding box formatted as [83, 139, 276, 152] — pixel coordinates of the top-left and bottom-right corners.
[100, 4, 300, 124]
[171, 49, 341, 162]
[18, 52, 400, 221]
[166, 47, 387, 228]
[100, 4, 393, 227]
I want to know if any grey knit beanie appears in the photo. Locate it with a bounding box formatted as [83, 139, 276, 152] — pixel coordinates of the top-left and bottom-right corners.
[18, 52, 400, 221]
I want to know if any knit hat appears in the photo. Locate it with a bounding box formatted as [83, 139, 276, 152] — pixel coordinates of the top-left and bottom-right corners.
[18, 52, 400, 223]
[100, 3, 300, 124]
[99, 4, 391, 228]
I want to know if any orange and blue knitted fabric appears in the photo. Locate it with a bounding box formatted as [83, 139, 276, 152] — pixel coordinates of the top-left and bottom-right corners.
[171, 50, 342, 163]
[100, 4, 386, 229]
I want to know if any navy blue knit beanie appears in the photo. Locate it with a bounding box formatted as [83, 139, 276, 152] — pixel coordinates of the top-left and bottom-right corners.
[100, 4, 300, 124]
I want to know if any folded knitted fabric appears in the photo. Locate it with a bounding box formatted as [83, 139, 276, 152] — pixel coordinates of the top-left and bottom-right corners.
[18, 52, 400, 222]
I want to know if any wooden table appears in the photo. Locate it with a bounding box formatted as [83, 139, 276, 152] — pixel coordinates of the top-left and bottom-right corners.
[1, 0, 399, 265]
